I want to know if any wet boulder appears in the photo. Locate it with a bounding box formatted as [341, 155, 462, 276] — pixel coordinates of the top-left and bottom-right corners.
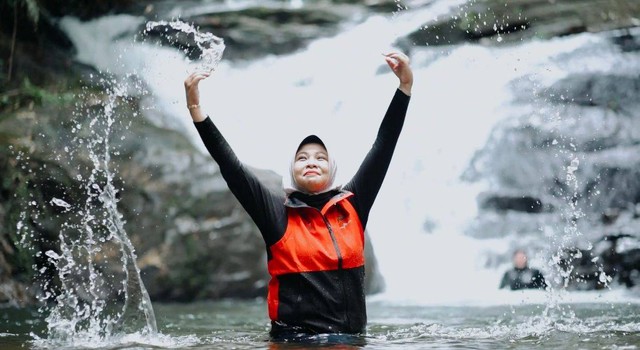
[397, 0, 640, 49]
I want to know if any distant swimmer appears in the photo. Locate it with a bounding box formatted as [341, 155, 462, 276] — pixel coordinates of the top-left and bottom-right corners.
[184, 52, 413, 339]
[500, 249, 547, 290]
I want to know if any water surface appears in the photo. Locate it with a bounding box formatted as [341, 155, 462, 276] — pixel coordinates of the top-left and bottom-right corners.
[3, 295, 640, 349]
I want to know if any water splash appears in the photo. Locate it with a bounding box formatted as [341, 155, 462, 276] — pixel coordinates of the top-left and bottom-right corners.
[50, 198, 72, 211]
[144, 19, 225, 73]
[540, 105, 613, 322]
[548, 148, 585, 283]
[12, 15, 231, 347]
[15, 76, 158, 346]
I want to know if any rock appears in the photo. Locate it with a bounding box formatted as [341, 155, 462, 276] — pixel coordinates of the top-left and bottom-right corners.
[558, 234, 640, 289]
[143, 5, 356, 61]
[543, 74, 640, 115]
[612, 30, 640, 52]
[38, 0, 142, 20]
[479, 193, 551, 213]
[463, 40, 640, 289]
[0, 232, 33, 306]
[397, 0, 640, 49]
[466, 69, 640, 216]
[364, 233, 385, 294]
[466, 211, 559, 240]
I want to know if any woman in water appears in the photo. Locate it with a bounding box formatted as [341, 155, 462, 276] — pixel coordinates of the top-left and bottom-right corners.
[183, 52, 412, 338]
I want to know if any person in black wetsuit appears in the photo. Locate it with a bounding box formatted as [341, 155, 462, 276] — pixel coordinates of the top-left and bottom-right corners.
[183, 52, 412, 339]
[499, 249, 547, 290]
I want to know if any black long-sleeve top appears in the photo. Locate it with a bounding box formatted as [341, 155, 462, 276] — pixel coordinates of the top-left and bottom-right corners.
[194, 89, 410, 247]
[499, 267, 547, 290]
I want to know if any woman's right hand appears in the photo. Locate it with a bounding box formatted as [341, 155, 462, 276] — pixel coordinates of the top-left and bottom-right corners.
[384, 52, 412, 96]
[184, 71, 210, 122]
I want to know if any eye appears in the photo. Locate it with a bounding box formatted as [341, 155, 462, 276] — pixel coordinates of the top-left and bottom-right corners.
[296, 155, 307, 161]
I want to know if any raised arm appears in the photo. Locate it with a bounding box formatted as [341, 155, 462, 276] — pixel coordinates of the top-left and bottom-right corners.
[184, 73, 287, 246]
[184, 71, 210, 123]
[344, 52, 412, 227]
[386, 52, 413, 97]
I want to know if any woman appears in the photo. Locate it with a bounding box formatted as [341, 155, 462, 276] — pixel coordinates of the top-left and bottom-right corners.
[183, 52, 412, 338]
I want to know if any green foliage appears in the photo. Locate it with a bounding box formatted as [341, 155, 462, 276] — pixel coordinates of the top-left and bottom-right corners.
[0, 78, 73, 113]
[20, 78, 61, 104]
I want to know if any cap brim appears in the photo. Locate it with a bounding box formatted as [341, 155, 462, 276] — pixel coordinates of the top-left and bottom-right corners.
[296, 135, 326, 152]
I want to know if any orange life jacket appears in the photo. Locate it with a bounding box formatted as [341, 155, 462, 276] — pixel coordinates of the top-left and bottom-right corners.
[267, 190, 367, 334]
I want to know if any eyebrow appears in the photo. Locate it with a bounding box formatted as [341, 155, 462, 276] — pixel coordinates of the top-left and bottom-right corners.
[313, 150, 328, 158]
[295, 151, 328, 157]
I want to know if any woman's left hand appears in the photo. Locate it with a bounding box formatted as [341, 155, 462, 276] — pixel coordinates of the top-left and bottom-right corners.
[384, 52, 413, 96]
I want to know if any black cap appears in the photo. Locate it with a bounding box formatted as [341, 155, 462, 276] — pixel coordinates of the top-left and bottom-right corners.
[296, 135, 327, 153]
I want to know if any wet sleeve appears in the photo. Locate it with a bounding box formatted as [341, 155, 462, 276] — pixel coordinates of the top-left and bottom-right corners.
[194, 117, 287, 246]
[344, 89, 410, 227]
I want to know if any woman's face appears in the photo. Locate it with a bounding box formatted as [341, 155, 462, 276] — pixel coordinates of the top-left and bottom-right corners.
[293, 143, 331, 193]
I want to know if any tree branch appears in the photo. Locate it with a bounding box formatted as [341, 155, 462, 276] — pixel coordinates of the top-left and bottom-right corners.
[8, 2, 18, 82]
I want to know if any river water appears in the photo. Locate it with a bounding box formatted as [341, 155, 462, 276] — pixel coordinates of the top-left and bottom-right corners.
[3, 294, 640, 349]
[7, 0, 640, 348]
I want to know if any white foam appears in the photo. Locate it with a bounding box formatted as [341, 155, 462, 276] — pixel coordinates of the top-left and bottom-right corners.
[31, 331, 199, 349]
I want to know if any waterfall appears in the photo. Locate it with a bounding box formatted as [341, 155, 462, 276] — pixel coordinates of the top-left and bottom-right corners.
[55, 0, 640, 309]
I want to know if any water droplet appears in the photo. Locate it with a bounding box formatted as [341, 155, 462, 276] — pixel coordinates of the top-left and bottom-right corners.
[45, 250, 61, 261]
[50, 198, 72, 209]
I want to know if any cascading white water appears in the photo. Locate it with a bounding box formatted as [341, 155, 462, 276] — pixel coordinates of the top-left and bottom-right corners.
[56, 0, 640, 309]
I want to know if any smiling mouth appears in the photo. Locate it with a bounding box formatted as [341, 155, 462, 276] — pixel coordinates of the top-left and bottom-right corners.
[304, 171, 320, 176]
